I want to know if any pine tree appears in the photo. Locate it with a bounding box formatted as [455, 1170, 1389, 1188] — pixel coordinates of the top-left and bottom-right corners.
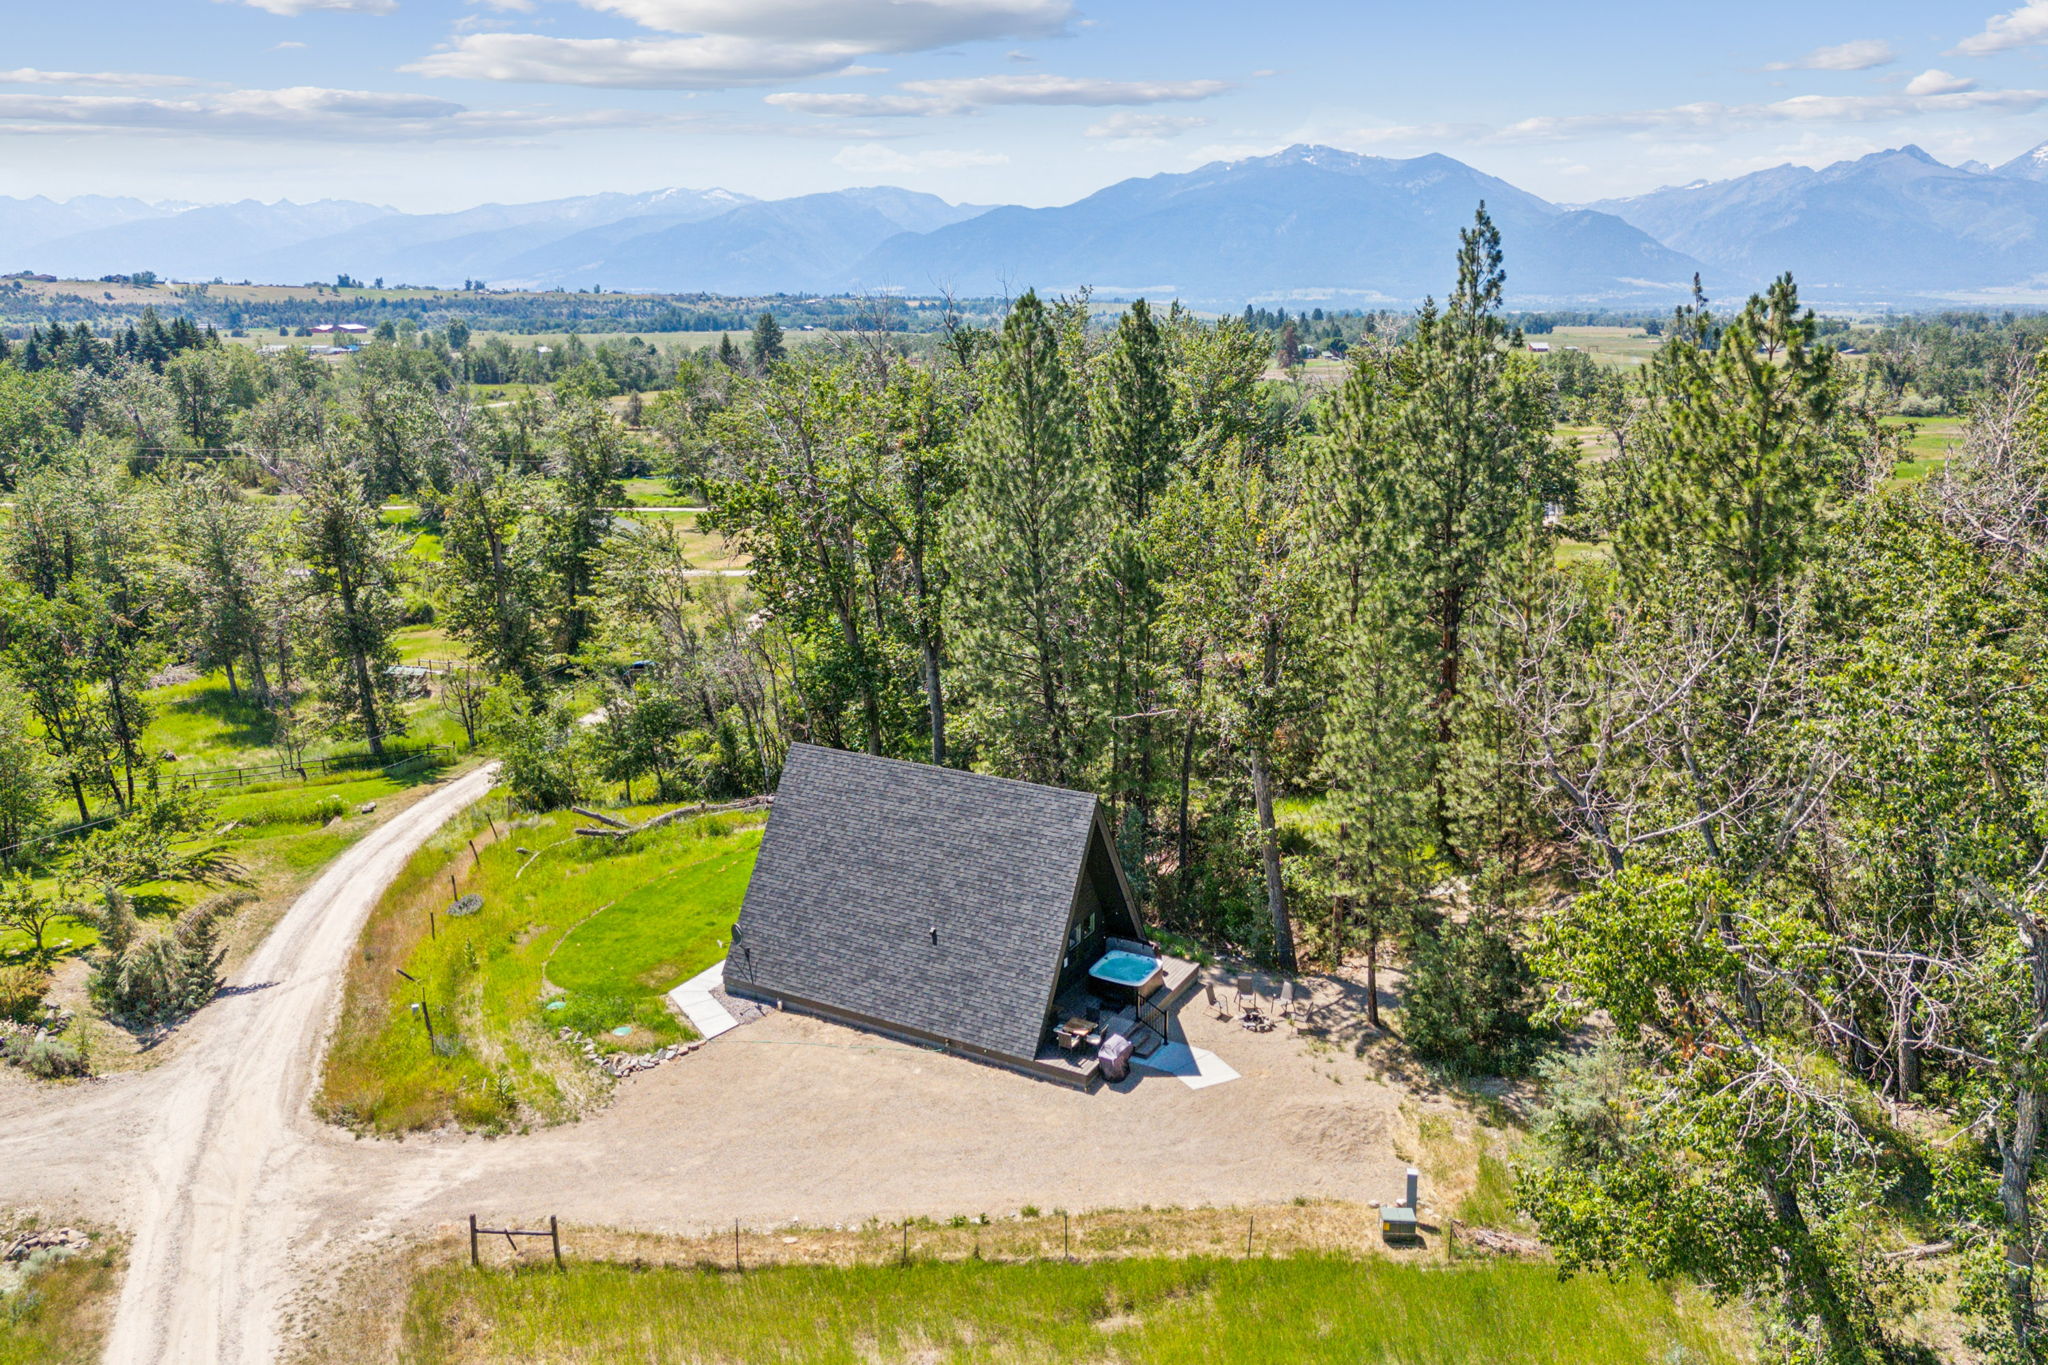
[1317, 204, 1562, 857]
[748, 312, 786, 369]
[1094, 299, 1177, 863]
[948, 290, 1102, 786]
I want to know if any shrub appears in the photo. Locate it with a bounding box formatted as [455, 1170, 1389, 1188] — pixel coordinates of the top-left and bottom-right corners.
[86, 900, 226, 1022]
[0, 963, 49, 1023]
[0, 1033, 87, 1078]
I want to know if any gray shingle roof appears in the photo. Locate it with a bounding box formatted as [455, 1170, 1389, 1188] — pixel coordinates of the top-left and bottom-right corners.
[724, 743, 1104, 1062]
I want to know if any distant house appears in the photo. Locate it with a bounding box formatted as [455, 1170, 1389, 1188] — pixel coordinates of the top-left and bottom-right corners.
[724, 744, 1195, 1088]
[1528, 342, 1552, 353]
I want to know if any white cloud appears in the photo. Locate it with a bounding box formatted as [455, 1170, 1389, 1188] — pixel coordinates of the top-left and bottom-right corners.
[897, 74, 1231, 107]
[0, 83, 879, 143]
[224, 0, 398, 14]
[417, 0, 1077, 90]
[1084, 111, 1209, 139]
[407, 33, 870, 88]
[1905, 68, 1976, 95]
[0, 68, 200, 88]
[577, 0, 1070, 46]
[1494, 86, 2048, 141]
[470, 0, 537, 10]
[1333, 120, 1483, 146]
[1766, 38, 1896, 71]
[832, 142, 1007, 174]
[1954, 2, 2048, 55]
[766, 91, 946, 116]
[271, 40, 308, 50]
[765, 72, 1232, 118]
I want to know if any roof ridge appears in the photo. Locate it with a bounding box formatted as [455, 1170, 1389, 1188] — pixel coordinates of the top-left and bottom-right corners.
[785, 742, 1098, 804]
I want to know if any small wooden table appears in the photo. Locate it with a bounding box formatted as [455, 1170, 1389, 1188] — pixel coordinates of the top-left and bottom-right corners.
[1055, 1017, 1100, 1050]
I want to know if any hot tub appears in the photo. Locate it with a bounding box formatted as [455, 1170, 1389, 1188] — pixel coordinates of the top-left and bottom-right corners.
[1088, 949, 1164, 1003]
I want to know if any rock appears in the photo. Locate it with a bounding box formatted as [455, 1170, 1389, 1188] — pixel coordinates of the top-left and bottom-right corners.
[359, 801, 378, 814]
[4, 1227, 91, 1262]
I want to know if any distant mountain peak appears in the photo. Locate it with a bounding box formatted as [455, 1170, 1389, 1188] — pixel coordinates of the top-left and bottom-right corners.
[1996, 140, 2048, 182]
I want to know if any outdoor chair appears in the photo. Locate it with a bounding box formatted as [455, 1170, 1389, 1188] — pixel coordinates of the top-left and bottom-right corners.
[1205, 981, 1230, 1018]
[1277, 979, 1296, 1021]
[1235, 976, 1261, 1017]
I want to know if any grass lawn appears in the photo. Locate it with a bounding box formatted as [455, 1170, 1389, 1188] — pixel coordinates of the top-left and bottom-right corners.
[617, 475, 693, 507]
[317, 804, 763, 1134]
[1881, 415, 1966, 484]
[396, 1253, 1749, 1365]
[147, 667, 466, 772]
[616, 513, 748, 570]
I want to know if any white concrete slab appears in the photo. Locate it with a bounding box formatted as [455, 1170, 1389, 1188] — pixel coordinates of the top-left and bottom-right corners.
[1136, 1041, 1240, 1090]
[667, 959, 740, 1040]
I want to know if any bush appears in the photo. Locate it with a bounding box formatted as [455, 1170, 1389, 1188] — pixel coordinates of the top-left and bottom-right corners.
[1400, 908, 1541, 1076]
[1895, 392, 1948, 417]
[86, 900, 226, 1022]
[0, 963, 49, 1023]
[0, 1033, 87, 1078]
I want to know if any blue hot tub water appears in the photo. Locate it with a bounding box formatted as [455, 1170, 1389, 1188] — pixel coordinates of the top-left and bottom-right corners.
[1089, 950, 1161, 988]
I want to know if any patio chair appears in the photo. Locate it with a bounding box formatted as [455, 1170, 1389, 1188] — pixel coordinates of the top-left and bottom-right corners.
[1235, 976, 1261, 1017]
[1205, 980, 1231, 1019]
[1277, 979, 1296, 1021]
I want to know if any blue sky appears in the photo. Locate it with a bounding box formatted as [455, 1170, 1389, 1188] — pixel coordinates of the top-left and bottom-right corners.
[5, 1, 2048, 211]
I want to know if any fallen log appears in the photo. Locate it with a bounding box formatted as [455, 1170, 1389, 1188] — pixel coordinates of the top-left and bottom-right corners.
[1883, 1240, 1955, 1262]
[569, 794, 773, 840]
[571, 806, 629, 829]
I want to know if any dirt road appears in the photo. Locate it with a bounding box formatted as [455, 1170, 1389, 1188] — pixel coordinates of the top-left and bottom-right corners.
[0, 765, 500, 1365]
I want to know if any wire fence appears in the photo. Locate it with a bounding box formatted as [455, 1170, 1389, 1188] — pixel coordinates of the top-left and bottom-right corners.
[462, 1201, 1461, 1275]
[166, 743, 455, 792]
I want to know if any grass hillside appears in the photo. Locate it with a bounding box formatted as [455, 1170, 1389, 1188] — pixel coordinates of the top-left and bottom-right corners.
[317, 804, 763, 1134]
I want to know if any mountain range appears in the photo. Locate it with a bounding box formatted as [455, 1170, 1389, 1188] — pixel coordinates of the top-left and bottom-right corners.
[7, 141, 2048, 308]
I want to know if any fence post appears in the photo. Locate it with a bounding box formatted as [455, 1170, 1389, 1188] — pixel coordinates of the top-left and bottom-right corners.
[1062, 1213, 1069, 1261]
[901, 1219, 909, 1267]
[470, 1214, 479, 1268]
[735, 1219, 741, 1274]
[1247, 1214, 1254, 1257]
[551, 1215, 562, 1269]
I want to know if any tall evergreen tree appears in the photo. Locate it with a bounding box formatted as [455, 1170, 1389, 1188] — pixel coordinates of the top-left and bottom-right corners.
[1318, 204, 1562, 858]
[948, 290, 1102, 786]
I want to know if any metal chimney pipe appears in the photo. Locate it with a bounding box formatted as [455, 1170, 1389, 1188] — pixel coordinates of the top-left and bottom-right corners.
[1405, 1167, 1420, 1209]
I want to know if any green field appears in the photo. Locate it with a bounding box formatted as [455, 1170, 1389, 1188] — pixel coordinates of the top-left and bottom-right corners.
[397, 1254, 1747, 1365]
[1882, 415, 1965, 483]
[318, 805, 763, 1133]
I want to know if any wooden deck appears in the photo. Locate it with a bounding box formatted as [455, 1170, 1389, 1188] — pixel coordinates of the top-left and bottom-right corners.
[1032, 953, 1201, 1088]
